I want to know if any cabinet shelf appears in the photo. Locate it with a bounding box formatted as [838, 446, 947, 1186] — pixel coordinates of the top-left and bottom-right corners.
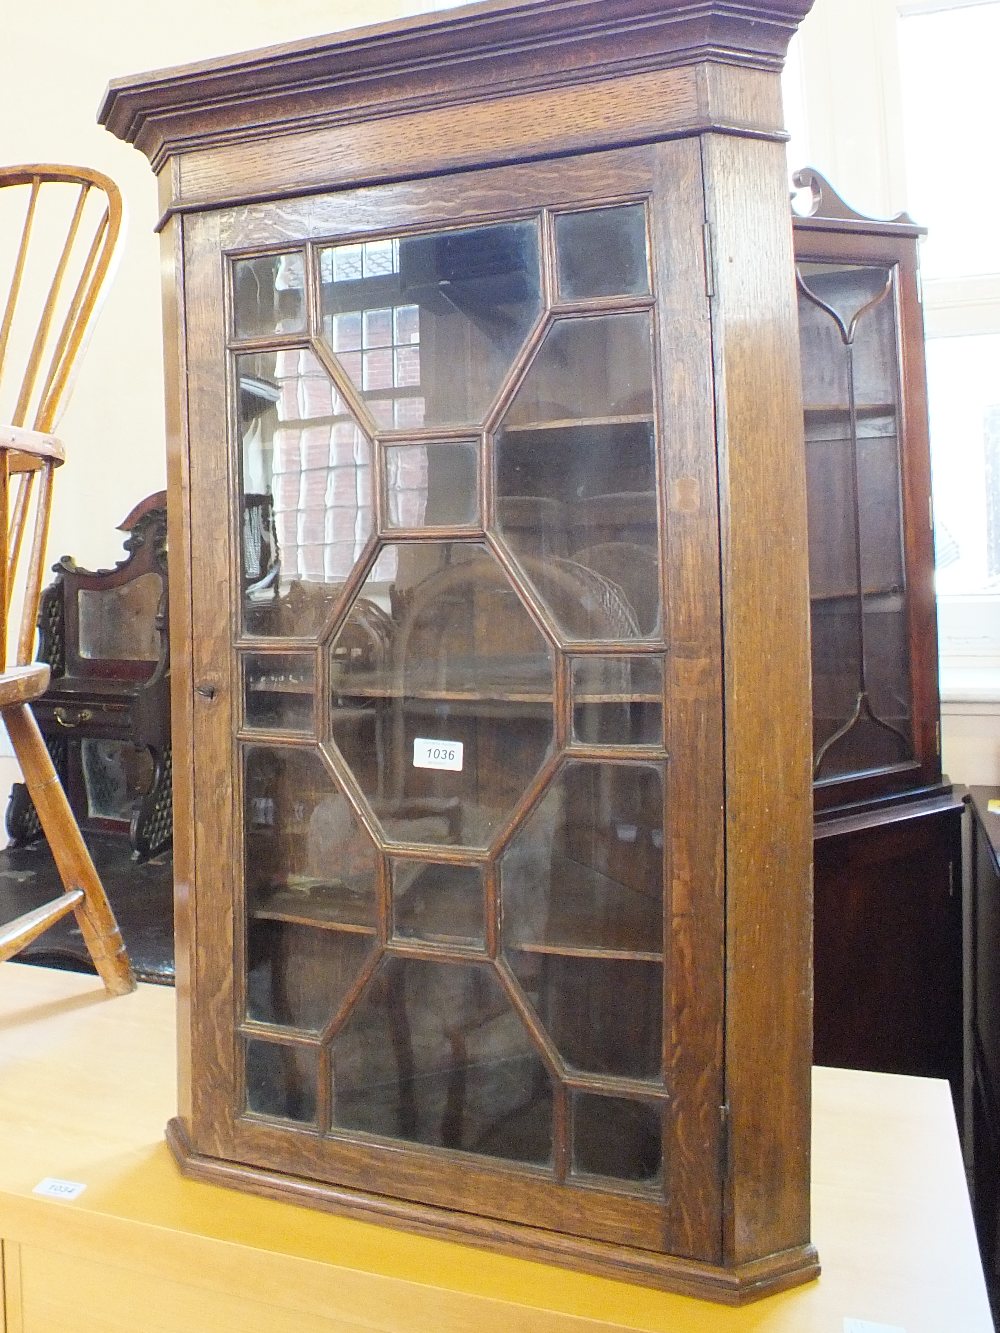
[253, 881, 377, 934]
[803, 402, 895, 422]
[500, 413, 653, 436]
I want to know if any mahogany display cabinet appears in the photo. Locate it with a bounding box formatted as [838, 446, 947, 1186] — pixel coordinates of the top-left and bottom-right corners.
[792, 170, 965, 1090]
[100, 0, 818, 1303]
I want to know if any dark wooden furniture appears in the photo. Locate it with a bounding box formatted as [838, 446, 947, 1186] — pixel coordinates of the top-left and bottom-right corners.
[6, 491, 172, 862]
[967, 787, 1000, 1297]
[101, 0, 818, 1303]
[792, 170, 965, 1093]
[0, 165, 133, 996]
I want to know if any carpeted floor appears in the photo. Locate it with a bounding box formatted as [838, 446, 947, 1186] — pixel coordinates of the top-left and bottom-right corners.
[0, 833, 174, 985]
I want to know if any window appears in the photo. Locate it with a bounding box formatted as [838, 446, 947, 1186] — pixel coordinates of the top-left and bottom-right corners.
[899, 0, 1000, 674]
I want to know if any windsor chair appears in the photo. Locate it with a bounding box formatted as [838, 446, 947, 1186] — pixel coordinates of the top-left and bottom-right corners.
[0, 164, 134, 994]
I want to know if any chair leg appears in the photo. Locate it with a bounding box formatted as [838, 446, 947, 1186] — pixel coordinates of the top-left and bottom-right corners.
[3, 702, 136, 995]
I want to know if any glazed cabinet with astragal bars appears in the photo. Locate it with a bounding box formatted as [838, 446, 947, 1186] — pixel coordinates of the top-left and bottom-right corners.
[100, 0, 817, 1303]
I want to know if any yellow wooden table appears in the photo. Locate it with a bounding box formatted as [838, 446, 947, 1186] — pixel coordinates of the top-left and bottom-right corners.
[0, 963, 992, 1332]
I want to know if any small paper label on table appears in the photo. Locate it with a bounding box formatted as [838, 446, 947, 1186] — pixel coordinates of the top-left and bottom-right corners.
[413, 738, 463, 772]
[33, 1177, 87, 1201]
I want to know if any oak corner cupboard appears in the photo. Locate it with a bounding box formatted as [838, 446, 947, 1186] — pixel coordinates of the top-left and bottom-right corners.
[99, 0, 818, 1304]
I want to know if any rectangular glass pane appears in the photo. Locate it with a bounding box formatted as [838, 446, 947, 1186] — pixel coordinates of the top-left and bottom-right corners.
[384, 441, 479, 528]
[572, 1092, 663, 1185]
[245, 1037, 317, 1124]
[233, 253, 306, 338]
[81, 738, 152, 822]
[555, 204, 650, 301]
[244, 652, 315, 732]
[392, 860, 485, 946]
[571, 656, 663, 745]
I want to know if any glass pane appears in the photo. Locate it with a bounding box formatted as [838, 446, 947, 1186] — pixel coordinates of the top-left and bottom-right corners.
[319, 221, 542, 429]
[926, 333, 1000, 595]
[245, 1037, 317, 1124]
[332, 956, 553, 1164]
[233, 253, 306, 338]
[501, 760, 664, 957]
[328, 541, 555, 850]
[77, 573, 163, 661]
[392, 860, 485, 947]
[555, 204, 649, 301]
[496, 313, 660, 639]
[571, 656, 663, 746]
[797, 263, 913, 780]
[508, 951, 662, 1080]
[811, 603, 912, 781]
[243, 745, 379, 1026]
[572, 1092, 662, 1184]
[81, 738, 152, 822]
[385, 441, 479, 528]
[244, 652, 315, 733]
[237, 348, 374, 638]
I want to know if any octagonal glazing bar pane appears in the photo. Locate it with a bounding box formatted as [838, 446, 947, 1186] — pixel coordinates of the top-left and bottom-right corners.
[328, 541, 555, 850]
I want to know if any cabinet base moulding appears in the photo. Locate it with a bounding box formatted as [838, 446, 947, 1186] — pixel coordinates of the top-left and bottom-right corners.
[165, 1117, 820, 1305]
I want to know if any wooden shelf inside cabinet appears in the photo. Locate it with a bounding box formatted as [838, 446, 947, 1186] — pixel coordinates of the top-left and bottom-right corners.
[253, 882, 378, 934]
[102, 3, 818, 1305]
[803, 402, 896, 424]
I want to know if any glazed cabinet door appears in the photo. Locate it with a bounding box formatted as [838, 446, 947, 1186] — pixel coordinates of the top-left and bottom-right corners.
[178, 140, 725, 1259]
[794, 213, 940, 813]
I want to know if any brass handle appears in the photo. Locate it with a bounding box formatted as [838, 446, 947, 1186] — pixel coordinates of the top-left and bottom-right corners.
[53, 706, 94, 729]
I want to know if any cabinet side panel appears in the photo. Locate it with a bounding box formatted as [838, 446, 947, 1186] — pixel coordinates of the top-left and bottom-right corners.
[161, 213, 195, 1127]
[180, 210, 240, 1155]
[703, 132, 814, 1262]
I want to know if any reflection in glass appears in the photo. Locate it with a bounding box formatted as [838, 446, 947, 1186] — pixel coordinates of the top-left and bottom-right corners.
[243, 652, 315, 733]
[392, 860, 485, 946]
[501, 760, 664, 957]
[571, 656, 663, 746]
[329, 542, 554, 849]
[496, 313, 660, 639]
[319, 221, 542, 429]
[797, 263, 913, 778]
[555, 204, 650, 301]
[332, 956, 553, 1164]
[78, 574, 163, 661]
[245, 1037, 317, 1124]
[243, 745, 378, 1028]
[572, 1092, 662, 1184]
[233, 253, 306, 339]
[237, 348, 377, 638]
[384, 441, 479, 528]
